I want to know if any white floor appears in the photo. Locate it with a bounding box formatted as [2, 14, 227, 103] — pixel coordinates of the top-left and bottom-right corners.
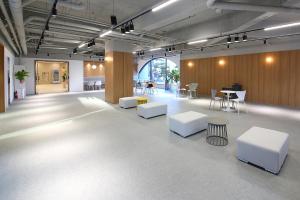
[36, 83, 68, 94]
[0, 91, 300, 200]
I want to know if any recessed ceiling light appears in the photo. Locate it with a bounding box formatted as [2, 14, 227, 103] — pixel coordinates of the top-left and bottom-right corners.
[188, 39, 208, 45]
[100, 30, 112, 37]
[149, 48, 162, 51]
[264, 22, 300, 31]
[152, 0, 179, 12]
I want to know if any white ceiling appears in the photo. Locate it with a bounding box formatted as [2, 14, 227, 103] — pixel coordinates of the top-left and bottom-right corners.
[9, 0, 300, 56]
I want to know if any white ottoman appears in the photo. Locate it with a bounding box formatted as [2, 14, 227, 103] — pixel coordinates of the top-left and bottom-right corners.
[119, 96, 138, 108]
[169, 111, 208, 137]
[237, 126, 289, 174]
[137, 102, 167, 119]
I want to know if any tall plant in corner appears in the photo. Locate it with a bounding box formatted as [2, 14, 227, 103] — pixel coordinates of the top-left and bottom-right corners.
[15, 70, 29, 84]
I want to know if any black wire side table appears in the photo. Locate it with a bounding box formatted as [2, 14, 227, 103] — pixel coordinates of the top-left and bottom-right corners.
[206, 117, 229, 146]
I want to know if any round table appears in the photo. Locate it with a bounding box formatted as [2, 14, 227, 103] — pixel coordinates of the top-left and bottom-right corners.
[220, 90, 236, 112]
[206, 117, 229, 146]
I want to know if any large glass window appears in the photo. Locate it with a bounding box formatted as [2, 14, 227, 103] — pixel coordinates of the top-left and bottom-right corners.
[138, 58, 178, 87]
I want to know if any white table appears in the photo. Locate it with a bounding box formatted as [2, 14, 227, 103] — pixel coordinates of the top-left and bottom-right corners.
[220, 90, 236, 112]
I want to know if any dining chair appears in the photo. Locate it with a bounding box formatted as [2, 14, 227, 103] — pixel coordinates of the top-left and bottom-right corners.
[231, 90, 247, 115]
[95, 81, 102, 90]
[187, 83, 198, 98]
[209, 89, 223, 110]
[87, 81, 94, 90]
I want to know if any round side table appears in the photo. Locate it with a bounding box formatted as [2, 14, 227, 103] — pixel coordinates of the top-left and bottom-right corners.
[206, 117, 229, 146]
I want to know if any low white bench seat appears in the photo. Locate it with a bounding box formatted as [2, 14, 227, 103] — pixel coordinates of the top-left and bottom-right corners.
[119, 96, 139, 108]
[237, 126, 289, 174]
[169, 111, 208, 137]
[137, 102, 167, 119]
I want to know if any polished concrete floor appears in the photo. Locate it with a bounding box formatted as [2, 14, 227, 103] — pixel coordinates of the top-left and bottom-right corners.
[36, 83, 69, 94]
[0, 91, 300, 200]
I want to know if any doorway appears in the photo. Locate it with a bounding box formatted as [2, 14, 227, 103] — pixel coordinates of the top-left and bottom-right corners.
[35, 60, 69, 94]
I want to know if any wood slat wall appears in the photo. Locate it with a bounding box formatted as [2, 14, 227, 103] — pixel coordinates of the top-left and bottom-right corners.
[83, 61, 105, 77]
[105, 51, 134, 103]
[0, 44, 4, 112]
[180, 49, 300, 107]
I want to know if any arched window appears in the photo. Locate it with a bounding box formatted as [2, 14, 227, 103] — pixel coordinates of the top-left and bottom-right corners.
[138, 58, 178, 87]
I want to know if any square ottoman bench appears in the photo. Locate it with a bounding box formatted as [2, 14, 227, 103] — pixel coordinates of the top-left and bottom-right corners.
[137, 102, 167, 119]
[237, 126, 289, 174]
[169, 111, 208, 137]
[119, 96, 139, 108]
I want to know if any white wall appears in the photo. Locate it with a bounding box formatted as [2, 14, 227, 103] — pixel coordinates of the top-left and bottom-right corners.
[18, 58, 84, 95]
[69, 60, 83, 92]
[4, 47, 15, 107]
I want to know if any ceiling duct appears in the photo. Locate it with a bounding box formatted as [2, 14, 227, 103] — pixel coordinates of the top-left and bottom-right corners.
[23, 0, 85, 10]
[8, 0, 28, 54]
[207, 0, 300, 14]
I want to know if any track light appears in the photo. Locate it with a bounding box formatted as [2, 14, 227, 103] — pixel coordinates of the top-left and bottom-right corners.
[227, 44, 230, 48]
[73, 48, 78, 54]
[121, 26, 126, 35]
[201, 47, 204, 51]
[227, 36, 232, 44]
[52, 7, 57, 17]
[129, 21, 134, 32]
[172, 46, 175, 51]
[87, 43, 92, 48]
[234, 36, 239, 43]
[69, 54, 72, 58]
[47, 53, 50, 56]
[111, 15, 117, 26]
[264, 39, 267, 45]
[125, 23, 130, 33]
[152, 0, 179, 12]
[242, 34, 247, 41]
[168, 47, 172, 52]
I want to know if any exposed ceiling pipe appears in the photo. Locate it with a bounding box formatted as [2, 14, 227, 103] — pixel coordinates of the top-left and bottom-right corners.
[26, 22, 99, 34]
[0, 18, 19, 54]
[27, 36, 82, 44]
[0, 2, 22, 54]
[25, 28, 96, 40]
[23, 0, 85, 10]
[207, 0, 300, 14]
[8, 0, 27, 55]
[24, 16, 101, 32]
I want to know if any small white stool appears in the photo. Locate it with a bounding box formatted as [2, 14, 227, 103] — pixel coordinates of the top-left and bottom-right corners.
[237, 126, 289, 174]
[137, 102, 167, 119]
[169, 111, 208, 137]
[119, 96, 138, 108]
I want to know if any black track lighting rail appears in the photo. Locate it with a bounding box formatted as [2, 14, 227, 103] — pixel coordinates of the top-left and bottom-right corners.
[35, 0, 58, 54]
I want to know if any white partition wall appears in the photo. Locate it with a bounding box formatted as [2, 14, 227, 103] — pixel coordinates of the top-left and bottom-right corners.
[18, 58, 84, 95]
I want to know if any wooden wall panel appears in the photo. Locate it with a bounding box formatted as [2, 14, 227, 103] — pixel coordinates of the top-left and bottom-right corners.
[0, 44, 4, 112]
[105, 51, 134, 104]
[83, 61, 105, 77]
[181, 49, 300, 108]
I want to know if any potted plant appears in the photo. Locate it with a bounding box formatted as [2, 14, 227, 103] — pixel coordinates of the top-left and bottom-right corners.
[169, 68, 180, 92]
[62, 72, 68, 88]
[15, 69, 29, 99]
[15, 70, 29, 84]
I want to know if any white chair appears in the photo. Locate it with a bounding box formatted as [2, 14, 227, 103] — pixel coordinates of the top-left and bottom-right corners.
[95, 81, 102, 90]
[87, 81, 95, 90]
[186, 83, 198, 98]
[135, 81, 144, 94]
[209, 89, 223, 110]
[231, 90, 247, 114]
